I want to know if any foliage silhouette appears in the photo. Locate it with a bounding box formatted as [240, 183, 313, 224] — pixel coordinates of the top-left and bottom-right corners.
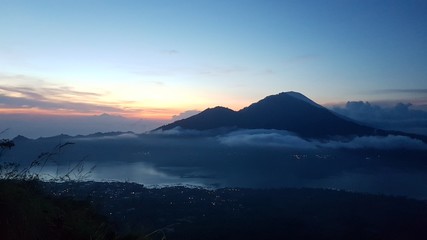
[0, 136, 115, 240]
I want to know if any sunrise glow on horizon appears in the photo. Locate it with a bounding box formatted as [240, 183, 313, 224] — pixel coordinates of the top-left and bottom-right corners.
[1, 0, 427, 120]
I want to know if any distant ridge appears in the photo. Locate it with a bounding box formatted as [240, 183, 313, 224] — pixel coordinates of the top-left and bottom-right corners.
[156, 92, 379, 138]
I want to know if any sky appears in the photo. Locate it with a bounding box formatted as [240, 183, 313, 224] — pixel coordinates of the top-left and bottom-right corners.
[1, 0, 427, 124]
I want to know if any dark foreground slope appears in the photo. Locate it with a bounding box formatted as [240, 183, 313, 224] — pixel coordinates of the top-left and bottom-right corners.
[43, 181, 427, 240]
[0, 180, 115, 240]
[158, 92, 377, 138]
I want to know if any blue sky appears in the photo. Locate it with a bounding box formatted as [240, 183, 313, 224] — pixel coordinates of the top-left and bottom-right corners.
[1, 0, 427, 119]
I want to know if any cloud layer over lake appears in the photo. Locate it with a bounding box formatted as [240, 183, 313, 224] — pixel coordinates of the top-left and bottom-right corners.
[214, 129, 427, 150]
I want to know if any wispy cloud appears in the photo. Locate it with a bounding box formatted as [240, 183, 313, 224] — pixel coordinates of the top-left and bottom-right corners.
[0, 85, 46, 100]
[163, 49, 179, 55]
[0, 74, 102, 99]
[151, 127, 206, 136]
[0, 73, 158, 117]
[218, 129, 316, 149]
[255, 68, 275, 75]
[74, 132, 139, 141]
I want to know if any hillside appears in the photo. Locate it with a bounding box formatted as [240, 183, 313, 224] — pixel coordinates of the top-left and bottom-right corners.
[0, 180, 115, 240]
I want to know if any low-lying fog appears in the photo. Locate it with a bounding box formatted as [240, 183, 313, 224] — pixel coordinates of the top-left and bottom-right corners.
[4, 129, 427, 199]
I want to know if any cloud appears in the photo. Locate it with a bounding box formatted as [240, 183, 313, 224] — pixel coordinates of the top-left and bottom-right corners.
[0, 73, 133, 115]
[150, 127, 208, 136]
[256, 68, 275, 75]
[74, 132, 139, 141]
[318, 135, 427, 150]
[363, 89, 427, 111]
[171, 110, 201, 121]
[332, 101, 427, 135]
[0, 85, 46, 99]
[0, 83, 102, 100]
[163, 49, 179, 55]
[218, 129, 427, 150]
[0, 75, 103, 100]
[218, 129, 316, 149]
[0, 94, 124, 113]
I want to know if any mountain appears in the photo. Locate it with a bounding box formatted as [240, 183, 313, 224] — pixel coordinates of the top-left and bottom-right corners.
[157, 91, 379, 138]
[163, 106, 237, 131]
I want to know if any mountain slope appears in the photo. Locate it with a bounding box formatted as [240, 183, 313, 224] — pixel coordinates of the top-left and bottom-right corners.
[157, 92, 379, 138]
[237, 92, 376, 137]
[162, 106, 237, 131]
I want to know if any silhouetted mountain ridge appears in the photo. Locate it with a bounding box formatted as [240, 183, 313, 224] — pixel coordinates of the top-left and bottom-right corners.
[167, 106, 237, 131]
[157, 92, 382, 138]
